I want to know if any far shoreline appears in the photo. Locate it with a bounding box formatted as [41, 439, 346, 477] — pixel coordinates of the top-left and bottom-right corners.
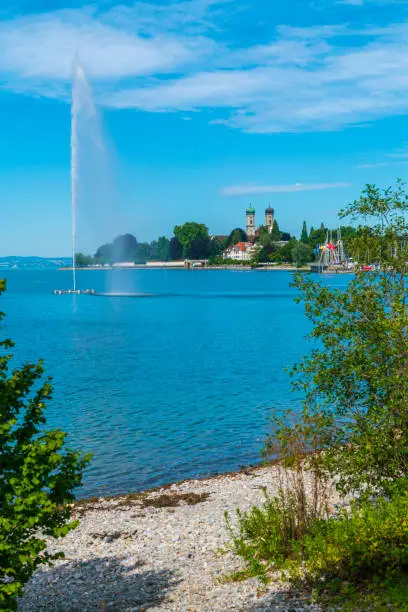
[59, 264, 311, 272]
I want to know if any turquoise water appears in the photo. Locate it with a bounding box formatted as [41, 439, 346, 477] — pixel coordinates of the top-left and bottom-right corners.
[1, 269, 349, 498]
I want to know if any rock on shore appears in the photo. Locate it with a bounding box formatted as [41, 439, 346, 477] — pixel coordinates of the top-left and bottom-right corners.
[19, 466, 321, 611]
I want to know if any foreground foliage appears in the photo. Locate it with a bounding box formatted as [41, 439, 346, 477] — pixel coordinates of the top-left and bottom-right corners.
[295, 481, 408, 586]
[227, 479, 408, 608]
[227, 181, 408, 608]
[0, 280, 91, 609]
[289, 180, 408, 498]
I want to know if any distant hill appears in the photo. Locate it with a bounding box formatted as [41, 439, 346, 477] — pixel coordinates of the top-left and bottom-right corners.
[0, 257, 72, 269]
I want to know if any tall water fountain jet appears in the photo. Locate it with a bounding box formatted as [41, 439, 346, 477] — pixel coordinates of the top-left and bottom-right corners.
[71, 65, 79, 292]
[68, 61, 136, 296]
[71, 62, 98, 292]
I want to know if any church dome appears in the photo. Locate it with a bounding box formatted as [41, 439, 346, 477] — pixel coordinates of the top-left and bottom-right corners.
[246, 206, 255, 215]
[265, 207, 274, 214]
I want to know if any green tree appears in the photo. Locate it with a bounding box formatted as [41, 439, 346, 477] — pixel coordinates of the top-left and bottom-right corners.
[258, 226, 272, 247]
[173, 222, 210, 259]
[291, 242, 313, 267]
[157, 236, 170, 261]
[252, 245, 269, 264]
[292, 180, 408, 496]
[209, 237, 223, 258]
[169, 237, 183, 260]
[270, 220, 282, 242]
[133, 242, 151, 263]
[147, 240, 158, 261]
[94, 243, 113, 265]
[188, 236, 210, 259]
[112, 234, 138, 262]
[256, 227, 282, 259]
[300, 221, 308, 244]
[226, 228, 247, 247]
[74, 253, 93, 267]
[270, 238, 297, 263]
[0, 280, 90, 609]
[308, 226, 326, 250]
[338, 225, 357, 248]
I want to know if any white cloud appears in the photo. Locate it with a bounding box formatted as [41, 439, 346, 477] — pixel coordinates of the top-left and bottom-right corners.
[0, 3, 219, 83]
[357, 162, 391, 168]
[338, 0, 408, 5]
[387, 143, 408, 158]
[357, 143, 408, 167]
[106, 0, 233, 35]
[220, 182, 352, 196]
[3, 4, 408, 133]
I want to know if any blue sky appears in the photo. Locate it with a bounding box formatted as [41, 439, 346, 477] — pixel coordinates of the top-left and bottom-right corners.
[3, 0, 408, 255]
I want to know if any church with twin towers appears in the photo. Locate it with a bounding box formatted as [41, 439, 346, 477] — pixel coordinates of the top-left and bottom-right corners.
[245, 204, 275, 240]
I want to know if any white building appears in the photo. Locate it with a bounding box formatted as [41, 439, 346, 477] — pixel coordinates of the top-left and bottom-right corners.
[223, 242, 257, 261]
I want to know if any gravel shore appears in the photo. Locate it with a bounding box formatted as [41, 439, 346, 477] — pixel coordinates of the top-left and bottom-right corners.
[19, 466, 322, 611]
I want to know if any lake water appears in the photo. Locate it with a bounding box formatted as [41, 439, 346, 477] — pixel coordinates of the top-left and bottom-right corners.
[1, 269, 350, 498]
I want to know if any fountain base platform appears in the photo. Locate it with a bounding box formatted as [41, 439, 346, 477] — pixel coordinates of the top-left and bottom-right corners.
[54, 289, 95, 295]
[54, 290, 162, 298]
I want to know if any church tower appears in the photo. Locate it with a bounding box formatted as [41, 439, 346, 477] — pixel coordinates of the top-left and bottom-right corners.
[246, 204, 256, 239]
[265, 205, 275, 234]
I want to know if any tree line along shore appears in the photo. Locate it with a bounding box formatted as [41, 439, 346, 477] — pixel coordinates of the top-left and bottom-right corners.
[74, 219, 358, 269]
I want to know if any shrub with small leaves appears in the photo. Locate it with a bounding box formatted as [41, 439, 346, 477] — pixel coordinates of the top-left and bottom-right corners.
[226, 409, 334, 583]
[296, 480, 408, 587]
[227, 479, 408, 606]
[285, 479, 408, 608]
[0, 279, 91, 609]
[291, 181, 408, 497]
[225, 488, 320, 584]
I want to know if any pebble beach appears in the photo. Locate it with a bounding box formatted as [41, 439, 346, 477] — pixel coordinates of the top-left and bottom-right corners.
[19, 465, 322, 611]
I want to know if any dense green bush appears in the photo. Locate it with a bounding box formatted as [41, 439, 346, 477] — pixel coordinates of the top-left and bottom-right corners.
[0, 279, 91, 609]
[296, 481, 408, 586]
[227, 480, 408, 605]
[291, 242, 313, 267]
[226, 486, 329, 583]
[226, 410, 333, 583]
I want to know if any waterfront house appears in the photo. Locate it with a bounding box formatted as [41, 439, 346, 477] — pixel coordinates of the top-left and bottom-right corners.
[223, 242, 257, 261]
